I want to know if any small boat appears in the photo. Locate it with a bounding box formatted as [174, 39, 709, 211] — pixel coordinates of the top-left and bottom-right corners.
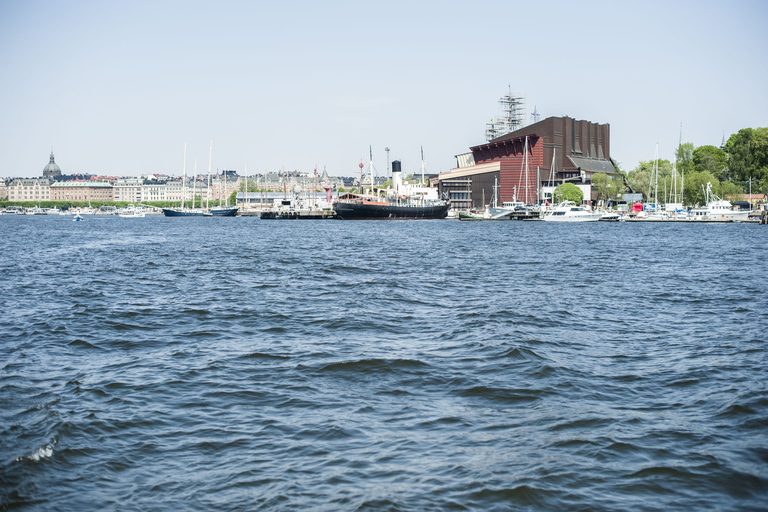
[542, 201, 602, 222]
[598, 211, 622, 221]
[73, 215, 84, 222]
[118, 204, 146, 218]
[458, 210, 488, 221]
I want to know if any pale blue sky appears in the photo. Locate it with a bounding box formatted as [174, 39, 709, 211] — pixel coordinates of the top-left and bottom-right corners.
[1, 0, 766, 178]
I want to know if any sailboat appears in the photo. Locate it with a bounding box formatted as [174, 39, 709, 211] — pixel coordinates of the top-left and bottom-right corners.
[208, 142, 238, 216]
[162, 144, 206, 217]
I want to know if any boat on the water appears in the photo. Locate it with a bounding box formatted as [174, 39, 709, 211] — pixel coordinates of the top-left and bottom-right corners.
[689, 182, 749, 222]
[333, 151, 449, 220]
[118, 204, 146, 218]
[542, 201, 602, 222]
[162, 208, 206, 217]
[598, 210, 622, 221]
[210, 206, 238, 217]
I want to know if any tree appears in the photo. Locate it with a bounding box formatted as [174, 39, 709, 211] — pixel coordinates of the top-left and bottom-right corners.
[675, 141, 694, 175]
[592, 173, 627, 203]
[553, 183, 583, 204]
[683, 170, 718, 206]
[725, 127, 768, 195]
[693, 145, 728, 181]
[627, 159, 673, 201]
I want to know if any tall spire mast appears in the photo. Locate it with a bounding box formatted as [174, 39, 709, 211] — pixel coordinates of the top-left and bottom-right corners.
[420, 146, 425, 185]
[207, 141, 212, 210]
[181, 143, 186, 209]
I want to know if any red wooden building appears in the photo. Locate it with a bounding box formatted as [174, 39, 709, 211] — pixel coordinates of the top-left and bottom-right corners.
[438, 116, 617, 209]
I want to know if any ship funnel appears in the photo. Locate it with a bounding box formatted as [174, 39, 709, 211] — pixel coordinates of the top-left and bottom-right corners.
[392, 160, 403, 194]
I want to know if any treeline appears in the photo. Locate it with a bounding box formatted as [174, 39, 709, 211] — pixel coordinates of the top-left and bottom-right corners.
[625, 127, 767, 205]
[0, 199, 230, 209]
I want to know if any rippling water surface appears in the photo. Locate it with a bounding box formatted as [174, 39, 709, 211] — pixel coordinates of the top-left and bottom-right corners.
[1, 215, 766, 511]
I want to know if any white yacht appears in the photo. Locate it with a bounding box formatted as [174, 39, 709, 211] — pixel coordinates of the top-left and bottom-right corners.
[689, 182, 749, 222]
[118, 204, 146, 218]
[542, 201, 602, 222]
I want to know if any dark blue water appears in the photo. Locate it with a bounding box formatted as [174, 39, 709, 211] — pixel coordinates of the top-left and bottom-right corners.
[1, 215, 766, 511]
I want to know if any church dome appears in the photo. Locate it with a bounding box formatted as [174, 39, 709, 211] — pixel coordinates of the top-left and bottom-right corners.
[43, 151, 61, 177]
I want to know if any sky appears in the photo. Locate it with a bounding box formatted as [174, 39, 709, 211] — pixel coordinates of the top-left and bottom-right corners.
[1, 0, 766, 178]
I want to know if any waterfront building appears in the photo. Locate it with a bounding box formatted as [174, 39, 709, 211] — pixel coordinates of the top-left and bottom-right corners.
[0, 180, 7, 200]
[50, 181, 113, 202]
[113, 178, 144, 203]
[7, 178, 51, 202]
[436, 116, 620, 209]
[42, 151, 62, 179]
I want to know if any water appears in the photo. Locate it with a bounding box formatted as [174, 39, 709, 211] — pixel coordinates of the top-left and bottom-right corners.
[1, 215, 766, 511]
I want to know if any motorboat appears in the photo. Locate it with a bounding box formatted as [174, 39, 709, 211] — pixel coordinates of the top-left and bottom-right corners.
[542, 201, 602, 222]
[689, 183, 749, 222]
[598, 210, 622, 221]
[118, 204, 146, 218]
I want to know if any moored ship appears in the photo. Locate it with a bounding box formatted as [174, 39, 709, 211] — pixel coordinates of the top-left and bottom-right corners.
[333, 154, 449, 220]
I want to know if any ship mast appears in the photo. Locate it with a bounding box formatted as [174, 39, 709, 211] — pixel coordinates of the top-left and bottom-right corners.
[207, 141, 212, 210]
[181, 143, 186, 210]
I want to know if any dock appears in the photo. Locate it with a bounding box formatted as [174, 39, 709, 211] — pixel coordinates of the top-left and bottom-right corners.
[260, 209, 338, 220]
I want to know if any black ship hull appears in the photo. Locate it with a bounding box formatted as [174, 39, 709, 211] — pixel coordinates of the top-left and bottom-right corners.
[210, 207, 238, 217]
[333, 200, 450, 220]
[162, 209, 205, 217]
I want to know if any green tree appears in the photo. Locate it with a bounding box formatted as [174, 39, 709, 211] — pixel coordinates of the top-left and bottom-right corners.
[683, 170, 718, 206]
[627, 159, 673, 201]
[592, 173, 627, 203]
[675, 142, 694, 175]
[693, 145, 728, 181]
[725, 127, 768, 194]
[592, 172, 610, 202]
[717, 180, 743, 200]
[553, 183, 583, 204]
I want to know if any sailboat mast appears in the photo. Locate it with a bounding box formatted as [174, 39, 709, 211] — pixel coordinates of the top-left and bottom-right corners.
[182, 143, 186, 210]
[193, 160, 197, 209]
[421, 146, 425, 185]
[654, 144, 659, 209]
[368, 146, 374, 197]
[524, 136, 530, 204]
[207, 141, 213, 210]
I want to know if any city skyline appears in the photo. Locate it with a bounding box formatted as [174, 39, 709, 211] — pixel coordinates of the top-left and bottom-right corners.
[1, 0, 766, 178]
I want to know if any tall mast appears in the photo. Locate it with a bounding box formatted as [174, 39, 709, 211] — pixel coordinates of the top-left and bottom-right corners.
[207, 141, 213, 210]
[182, 143, 186, 209]
[244, 164, 248, 210]
[679, 123, 684, 206]
[549, 148, 556, 204]
[193, 159, 197, 209]
[654, 143, 659, 209]
[524, 136, 530, 204]
[420, 146, 425, 186]
[368, 146, 374, 196]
